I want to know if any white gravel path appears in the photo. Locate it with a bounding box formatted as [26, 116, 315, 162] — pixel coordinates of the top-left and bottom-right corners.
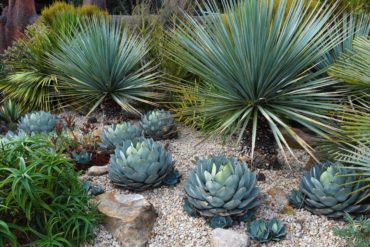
[79, 124, 346, 247]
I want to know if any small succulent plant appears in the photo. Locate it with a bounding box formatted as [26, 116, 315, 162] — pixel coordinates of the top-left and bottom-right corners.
[248, 218, 287, 243]
[140, 109, 177, 140]
[269, 219, 287, 241]
[287, 189, 304, 209]
[108, 138, 179, 191]
[100, 122, 142, 150]
[300, 162, 369, 218]
[0, 130, 28, 145]
[72, 150, 92, 165]
[184, 156, 260, 225]
[17, 111, 57, 134]
[208, 216, 234, 229]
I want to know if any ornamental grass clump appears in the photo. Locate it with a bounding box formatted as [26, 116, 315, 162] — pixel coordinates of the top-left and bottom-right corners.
[168, 0, 344, 162]
[300, 162, 369, 218]
[184, 156, 260, 227]
[0, 135, 99, 246]
[108, 138, 180, 191]
[48, 17, 162, 115]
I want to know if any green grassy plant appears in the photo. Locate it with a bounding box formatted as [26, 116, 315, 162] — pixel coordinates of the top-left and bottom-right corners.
[0, 134, 100, 245]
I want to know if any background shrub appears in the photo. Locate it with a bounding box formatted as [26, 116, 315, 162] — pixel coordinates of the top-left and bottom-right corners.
[0, 135, 99, 245]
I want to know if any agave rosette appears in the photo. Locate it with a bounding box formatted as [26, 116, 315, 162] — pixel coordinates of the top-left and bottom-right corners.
[184, 156, 260, 218]
[100, 122, 143, 150]
[300, 162, 369, 217]
[17, 111, 57, 134]
[108, 138, 178, 191]
[140, 109, 177, 140]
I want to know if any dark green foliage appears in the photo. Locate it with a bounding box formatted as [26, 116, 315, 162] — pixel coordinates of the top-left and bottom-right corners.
[248, 218, 287, 243]
[287, 189, 305, 209]
[333, 214, 370, 247]
[0, 135, 100, 245]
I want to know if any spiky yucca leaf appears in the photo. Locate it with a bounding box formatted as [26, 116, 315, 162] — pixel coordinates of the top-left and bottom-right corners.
[336, 144, 370, 203]
[48, 17, 162, 115]
[329, 37, 370, 90]
[319, 13, 370, 69]
[168, 0, 343, 161]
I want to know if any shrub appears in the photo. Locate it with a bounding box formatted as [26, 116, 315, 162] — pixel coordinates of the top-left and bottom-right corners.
[0, 2, 107, 112]
[183, 156, 260, 226]
[0, 135, 99, 245]
[168, 0, 343, 161]
[48, 17, 162, 115]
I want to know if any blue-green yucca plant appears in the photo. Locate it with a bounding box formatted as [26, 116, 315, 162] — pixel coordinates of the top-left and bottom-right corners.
[168, 0, 344, 161]
[318, 13, 369, 69]
[48, 17, 162, 115]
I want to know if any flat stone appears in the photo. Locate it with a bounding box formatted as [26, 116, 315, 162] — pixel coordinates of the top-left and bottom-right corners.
[211, 228, 251, 247]
[94, 192, 157, 247]
[87, 165, 108, 176]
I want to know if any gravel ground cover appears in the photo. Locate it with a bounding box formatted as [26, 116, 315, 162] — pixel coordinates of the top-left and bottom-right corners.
[75, 112, 346, 247]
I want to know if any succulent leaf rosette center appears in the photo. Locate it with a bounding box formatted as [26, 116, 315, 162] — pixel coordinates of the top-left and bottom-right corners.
[184, 156, 260, 218]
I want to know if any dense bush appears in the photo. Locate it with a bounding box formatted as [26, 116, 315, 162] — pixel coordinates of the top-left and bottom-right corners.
[168, 0, 344, 161]
[0, 134, 99, 245]
[0, 2, 107, 111]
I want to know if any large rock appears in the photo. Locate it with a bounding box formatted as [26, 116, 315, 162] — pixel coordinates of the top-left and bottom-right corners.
[94, 192, 157, 247]
[211, 228, 251, 247]
[87, 165, 108, 176]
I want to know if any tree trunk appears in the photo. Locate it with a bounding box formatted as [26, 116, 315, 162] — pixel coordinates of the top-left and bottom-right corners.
[0, 0, 37, 53]
[83, 0, 107, 10]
